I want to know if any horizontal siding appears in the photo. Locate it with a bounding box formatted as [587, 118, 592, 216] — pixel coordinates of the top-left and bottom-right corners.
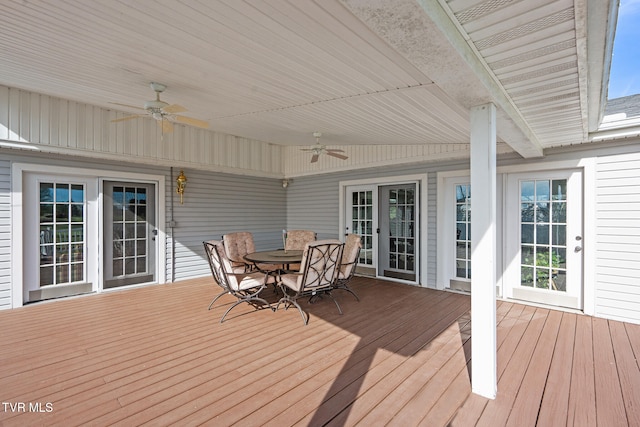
[0, 160, 9, 308]
[167, 168, 286, 282]
[595, 152, 640, 322]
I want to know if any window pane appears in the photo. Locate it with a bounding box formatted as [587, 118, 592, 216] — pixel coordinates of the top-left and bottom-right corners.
[536, 180, 550, 201]
[552, 180, 567, 201]
[536, 224, 549, 245]
[71, 185, 84, 203]
[521, 266, 534, 287]
[536, 202, 549, 222]
[40, 204, 54, 223]
[56, 204, 69, 222]
[521, 224, 534, 244]
[552, 202, 566, 223]
[552, 225, 566, 246]
[521, 181, 534, 201]
[40, 183, 54, 202]
[55, 184, 69, 203]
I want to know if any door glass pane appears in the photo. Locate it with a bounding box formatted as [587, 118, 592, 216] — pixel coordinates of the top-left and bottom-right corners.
[387, 186, 415, 274]
[455, 184, 471, 279]
[39, 182, 85, 287]
[352, 190, 374, 266]
[111, 186, 150, 278]
[520, 179, 567, 292]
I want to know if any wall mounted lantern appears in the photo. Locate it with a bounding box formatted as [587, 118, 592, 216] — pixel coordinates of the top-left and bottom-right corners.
[176, 170, 187, 204]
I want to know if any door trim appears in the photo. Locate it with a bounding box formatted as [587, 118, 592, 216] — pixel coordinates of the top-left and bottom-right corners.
[11, 162, 166, 308]
[339, 173, 428, 286]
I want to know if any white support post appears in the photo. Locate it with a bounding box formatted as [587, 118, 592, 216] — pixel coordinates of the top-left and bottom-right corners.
[470, 103, 497, 399]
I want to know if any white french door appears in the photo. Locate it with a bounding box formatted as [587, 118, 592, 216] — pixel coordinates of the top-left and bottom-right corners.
[505, 170, 583, 309]
[378, 184, 417, 282]
[103, 182, 157, 289]
[344, 182, 419, 283]
[345, 186, 376, 275]
[23, 173, 98, 302]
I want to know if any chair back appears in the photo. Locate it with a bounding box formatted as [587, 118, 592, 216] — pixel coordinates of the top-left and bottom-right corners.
[285, 230, 316, 251]
[294, 239, 343, 292]
[203, 240, 240, 291]
[222, 232, 256, 273]
[340, 234, 362, 278]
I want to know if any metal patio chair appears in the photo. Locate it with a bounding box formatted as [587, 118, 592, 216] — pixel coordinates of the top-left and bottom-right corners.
[276, 239, 344, 325]
[284, 229, 317, 271]
[333, 233, 362, 301]
[223, 231, 280, 273]
[203, 240, 274, 323]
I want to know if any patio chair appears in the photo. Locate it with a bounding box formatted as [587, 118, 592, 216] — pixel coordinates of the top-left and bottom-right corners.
[222, 231, 256, 273]
[203, 240, 275, 323]
[223, 231, 280, 273]
[284, 229, 317, 271]
[285, 229, 317, 250]
[333, 233, 362, 301]
[276, 239, 344, 325]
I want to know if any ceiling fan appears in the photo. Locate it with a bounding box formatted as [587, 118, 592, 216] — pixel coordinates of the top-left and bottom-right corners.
[301, 132, 348, 163]
[110, 82, 209, 133]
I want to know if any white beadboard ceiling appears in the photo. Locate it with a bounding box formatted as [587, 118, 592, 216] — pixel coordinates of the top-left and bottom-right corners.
[0, 0, 614, 157]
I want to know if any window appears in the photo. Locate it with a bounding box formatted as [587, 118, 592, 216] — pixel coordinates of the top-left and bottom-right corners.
[39, 182, 85, 286]
[111, 186, 148, 277]
[351, 190, 373, 266]
[455, 184, 471, 279]
[520, 179, 567, 291]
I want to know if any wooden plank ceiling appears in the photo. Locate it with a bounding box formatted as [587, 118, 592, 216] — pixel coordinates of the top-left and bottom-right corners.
[0, 0, 606, 156]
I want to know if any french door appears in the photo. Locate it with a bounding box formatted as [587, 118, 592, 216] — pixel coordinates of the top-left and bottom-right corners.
[345, 182, 419, 283]
[103, 182, 157, 289]
[378, 184, 417, 282]
[505, 170, 583, 309]
[23, 174, 97, 302]
[345, 187, 376, 276]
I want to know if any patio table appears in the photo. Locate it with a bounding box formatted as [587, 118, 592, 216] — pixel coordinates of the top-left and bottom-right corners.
[244, 249, 303, 270]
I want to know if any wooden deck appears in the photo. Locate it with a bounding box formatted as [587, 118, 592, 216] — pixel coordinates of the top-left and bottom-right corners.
[1, 276, 639, 426]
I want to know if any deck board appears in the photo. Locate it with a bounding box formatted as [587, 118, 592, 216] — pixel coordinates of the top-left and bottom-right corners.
[592, 317, 628, 426]
[1, 277, 639, 426]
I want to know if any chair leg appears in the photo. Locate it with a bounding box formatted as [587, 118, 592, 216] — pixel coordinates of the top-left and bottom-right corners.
[334, 283, 359, 301]
[219, 297, 273, 323]
[208, 290, 229, 310]
[276, 297, 308, 325]
[326, 291, 343, 315]
[342, 287, 360, 302]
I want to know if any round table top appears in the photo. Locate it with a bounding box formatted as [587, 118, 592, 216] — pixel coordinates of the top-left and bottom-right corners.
[244, 249, 303, 264]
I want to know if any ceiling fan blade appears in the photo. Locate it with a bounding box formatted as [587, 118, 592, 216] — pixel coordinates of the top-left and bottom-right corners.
[310, 154, 319, 163]
[163, 104, 188, 114]
[325, 149, 345, 153]
[173, 115, 209, 129]
[111, 115, 145, 123]
[159, 119, 174, 133]
[326, 152, 348, 160]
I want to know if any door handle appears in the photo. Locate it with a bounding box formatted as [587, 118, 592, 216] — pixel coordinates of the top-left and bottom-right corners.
[152, 229, 158, 241]
[574, 246, 582, 252]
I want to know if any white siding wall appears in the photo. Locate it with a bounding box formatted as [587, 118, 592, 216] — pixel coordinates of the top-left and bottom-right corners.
[0, 160, 10, 309]
[595, 152, 640, 322]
